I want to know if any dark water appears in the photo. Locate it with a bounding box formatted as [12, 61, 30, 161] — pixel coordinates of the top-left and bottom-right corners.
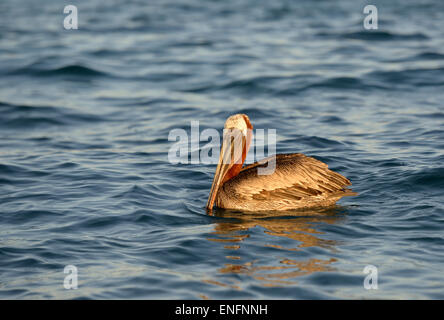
[1, 0, 444, 299]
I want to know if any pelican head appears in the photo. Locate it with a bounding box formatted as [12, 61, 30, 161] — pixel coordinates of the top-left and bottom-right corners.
[206, 114, 253, 211]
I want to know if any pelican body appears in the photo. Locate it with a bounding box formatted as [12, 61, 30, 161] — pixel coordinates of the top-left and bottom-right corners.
[206, 114, 354, 212]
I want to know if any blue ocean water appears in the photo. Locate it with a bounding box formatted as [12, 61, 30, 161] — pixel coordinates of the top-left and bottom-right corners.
[1, 0, 443, 299]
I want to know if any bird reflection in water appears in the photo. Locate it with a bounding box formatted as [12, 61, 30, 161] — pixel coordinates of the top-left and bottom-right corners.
[205, 206, 346, 288]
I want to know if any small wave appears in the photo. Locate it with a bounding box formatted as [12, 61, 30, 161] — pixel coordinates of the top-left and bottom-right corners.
[171, 39, 214, 48]
[318, 30, 428, 41]
[75, 216, 124, 230]
[406, 236, 444, 246]
[142, 72, 191, 82]
[3, 117, 65, 128]
[401, 167, 444, 189]
[367, 67, 444, 87]
[421, 129, 444, 137]
[415, 113, 444, 119]
[0, 210, 62, 224]
[390, 52, 444, 63]
[278, 76, 387, 95]
[182, 76, 284, 94]
[184, 75, 386, 96]
[306, 76, 363, 89]
[298, 136, 346, 149]
[112, 184, 170, 202]
[319, 115, 349, 125]
[0, 163, 48, 178]
[0, 101, 105, 129]
[415, 52, 444, 60]
[114, 98, 183, 107]
[8, 64, 107, 78]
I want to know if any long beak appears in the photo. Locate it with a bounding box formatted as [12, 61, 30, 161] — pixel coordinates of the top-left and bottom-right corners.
[206, 140, 232, 212]
[206, 128, 247, 212]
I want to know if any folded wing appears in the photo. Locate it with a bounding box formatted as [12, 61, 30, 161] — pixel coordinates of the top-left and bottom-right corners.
[222, 153, 353, 202]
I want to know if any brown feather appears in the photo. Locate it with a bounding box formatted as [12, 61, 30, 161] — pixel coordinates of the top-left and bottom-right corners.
[215, 153, 355, 211]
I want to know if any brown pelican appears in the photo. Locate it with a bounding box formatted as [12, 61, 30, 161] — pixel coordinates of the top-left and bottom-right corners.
[206, 114, 354, 212]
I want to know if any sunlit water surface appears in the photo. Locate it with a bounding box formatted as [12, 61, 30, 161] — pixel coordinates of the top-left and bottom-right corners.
[0, 0, 443, 299]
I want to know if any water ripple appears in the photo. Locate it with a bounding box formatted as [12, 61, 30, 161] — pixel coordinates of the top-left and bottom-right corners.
[0, 0, 443, 300]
